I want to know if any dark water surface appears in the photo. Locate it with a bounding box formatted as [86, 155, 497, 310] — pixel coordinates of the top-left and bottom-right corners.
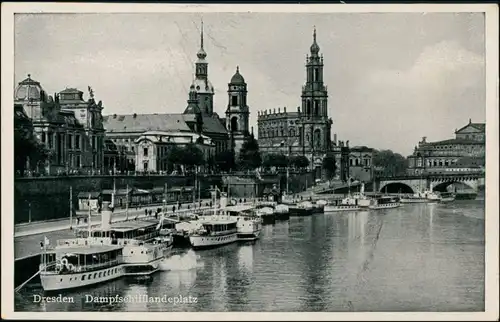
[16, 200, 485, 312]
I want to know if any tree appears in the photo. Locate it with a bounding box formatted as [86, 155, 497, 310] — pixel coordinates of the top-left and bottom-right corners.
[322, 152, 337, 180]
[165, 145, 183, 173]
[238, 135, 262, 170]
[181, 144, 204, 167]
[214, 150, 236, 172]
[290, 155, 309, 170]
[262, 153, 288, 169]
[14, 108, 50, 176]
[372, 149, 408, 177]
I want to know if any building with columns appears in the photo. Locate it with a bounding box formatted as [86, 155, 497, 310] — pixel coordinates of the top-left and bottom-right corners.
[14, 75, 105, 175]
[406, 119, 485, 176]
[257, 28, 335, 178]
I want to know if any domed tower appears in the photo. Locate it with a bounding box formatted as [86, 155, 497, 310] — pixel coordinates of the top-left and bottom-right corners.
[192, 20, 215, 116]
[183, 83, 203, 133]
[14, 74, 50, 120]
[225, 66, 250, 156]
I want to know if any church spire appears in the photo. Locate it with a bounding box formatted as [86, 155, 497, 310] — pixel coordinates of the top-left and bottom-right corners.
[197, 19, 207, 60]
[310, 26, 320, 56]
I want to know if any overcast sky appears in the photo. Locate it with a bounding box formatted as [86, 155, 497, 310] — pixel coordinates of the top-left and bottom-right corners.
[14, 12, 485, 156]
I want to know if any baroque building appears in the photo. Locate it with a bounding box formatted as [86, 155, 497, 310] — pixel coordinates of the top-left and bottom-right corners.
[257, 28, 334, 178]
[103, 21, 239, 173]
[406, 119, 485, 176]
[14, 74, 105, 175]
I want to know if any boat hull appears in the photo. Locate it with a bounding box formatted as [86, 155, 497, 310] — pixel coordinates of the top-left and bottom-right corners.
[172, 233, 192, 248]
[189, 233, 238, 249]
[40, 264, 125, 292]
[237, 231, 261, 241]
[369, 202, 401, 210]
[275, 212, 290, 221]
[324, 205, 361, 212]
[123, 257, 163, 276]
[312, 205, 325, 214]
[440, 197, 455, 203]
[289, 207, 313, 216]
[259, 214, 276, 225]
[400, 198, 429, 203]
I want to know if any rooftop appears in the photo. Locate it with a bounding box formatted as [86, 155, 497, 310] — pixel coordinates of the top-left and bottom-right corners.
[103, 113, 191, 133]
[421, 138, 484, 146]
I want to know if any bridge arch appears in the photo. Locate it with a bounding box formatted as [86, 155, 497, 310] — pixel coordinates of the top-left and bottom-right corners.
[431, 180, 475, 192]
[379, 182, 414, 194]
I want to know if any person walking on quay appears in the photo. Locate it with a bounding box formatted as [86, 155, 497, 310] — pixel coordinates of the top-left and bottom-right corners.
[144, 208, 148, 217]
[172, 205, 176, 214]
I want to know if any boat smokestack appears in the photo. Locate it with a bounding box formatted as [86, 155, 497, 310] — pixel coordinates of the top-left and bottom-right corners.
[220, 192, 228, 209]
[101, 201, 112, 231]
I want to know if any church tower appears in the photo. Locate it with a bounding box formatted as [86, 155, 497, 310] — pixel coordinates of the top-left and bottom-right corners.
[192, 20, 215, 116]
[225, 66, 250, 156]
[301, 27, 330, 152]
[183, 82, 203, 133]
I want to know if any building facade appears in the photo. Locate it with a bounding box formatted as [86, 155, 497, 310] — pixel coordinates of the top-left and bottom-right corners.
[226, 66, 251, 157]
[14, 75, 105, 175]
[134, 131, 215, 173]
[348, 146, 374, 183]
[406, 119, 485, 176]
[257, 28, 334, 177]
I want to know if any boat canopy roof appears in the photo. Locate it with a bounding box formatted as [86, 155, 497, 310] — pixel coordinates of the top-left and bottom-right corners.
[201, 220, 237, 226]
[223, 204, 254, 213]
[92, 220, 158, 233]
[50, 244, 123, 255]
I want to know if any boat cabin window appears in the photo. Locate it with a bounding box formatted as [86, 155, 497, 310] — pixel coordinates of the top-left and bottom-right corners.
[42, 253, 56, 264]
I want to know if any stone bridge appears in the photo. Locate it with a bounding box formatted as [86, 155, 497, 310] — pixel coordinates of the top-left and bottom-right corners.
[376, 173, 485, 193]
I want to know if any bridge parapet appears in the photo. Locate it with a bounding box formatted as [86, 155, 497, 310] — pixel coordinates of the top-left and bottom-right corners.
[377, 172, 484, 193]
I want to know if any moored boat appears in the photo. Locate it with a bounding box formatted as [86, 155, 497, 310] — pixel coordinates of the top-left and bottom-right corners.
[426, 183, 442, 203]
[236, 215, 262, 241]
[288, 201, 314, 216]
[39, 244, 125, 292]
[189, 216, 238, 249]
[274, 204, 290, 220]
[324, 197, 361, 212]
[254, 206, 276, 225]
[439, 192, 456, 203]
[312, 199, 326, 214]
[368, 196, 400, 210]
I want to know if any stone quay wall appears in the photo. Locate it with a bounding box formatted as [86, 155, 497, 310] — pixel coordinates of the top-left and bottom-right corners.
[14, 171, 316, 224]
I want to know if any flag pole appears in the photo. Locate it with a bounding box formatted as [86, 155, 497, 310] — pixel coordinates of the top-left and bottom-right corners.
[125, 184, 129, 221]
[87, 193, 91, 238]
[69, 186, 73, 230]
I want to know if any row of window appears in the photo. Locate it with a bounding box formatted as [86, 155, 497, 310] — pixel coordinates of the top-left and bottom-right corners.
[349, 159, 371, 167]
[260, 128, 299, 138]
[429, 144, 483, 150]
[79, 267, 121, 282]
[40, 132, 101, 151]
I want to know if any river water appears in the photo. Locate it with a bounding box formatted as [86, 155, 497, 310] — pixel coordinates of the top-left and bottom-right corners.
[15, 200, 485, 312]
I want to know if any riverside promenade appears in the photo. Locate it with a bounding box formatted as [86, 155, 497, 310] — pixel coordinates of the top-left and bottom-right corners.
[14, 199, 216, 260]
[14, 197, 263, 261]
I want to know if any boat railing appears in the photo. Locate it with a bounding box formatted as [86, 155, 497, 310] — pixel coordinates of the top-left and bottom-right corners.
[55, 237, 148, 248]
